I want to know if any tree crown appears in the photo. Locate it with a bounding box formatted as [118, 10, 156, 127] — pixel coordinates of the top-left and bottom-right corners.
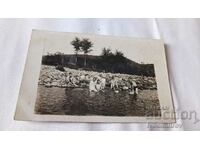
[71, 37, 81, 54]
[80, 38, 93, 54]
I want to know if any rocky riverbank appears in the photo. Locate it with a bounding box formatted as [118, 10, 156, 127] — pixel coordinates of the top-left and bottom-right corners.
[38, 65, 157, 89]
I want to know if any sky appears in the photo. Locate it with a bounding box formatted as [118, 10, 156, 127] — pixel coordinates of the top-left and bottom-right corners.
[42, 32, 163, 64]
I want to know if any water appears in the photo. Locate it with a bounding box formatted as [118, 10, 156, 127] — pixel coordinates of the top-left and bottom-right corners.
[35, 85, 161, 116]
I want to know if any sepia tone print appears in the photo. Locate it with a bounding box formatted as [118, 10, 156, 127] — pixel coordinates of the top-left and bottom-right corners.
[35, 36, 161, 117]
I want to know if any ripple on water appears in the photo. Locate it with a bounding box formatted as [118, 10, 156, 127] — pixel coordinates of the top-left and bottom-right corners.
[35, 85, 161, 116]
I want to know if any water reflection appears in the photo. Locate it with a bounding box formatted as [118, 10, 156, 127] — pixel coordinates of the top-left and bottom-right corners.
[35, 85, 161, 116]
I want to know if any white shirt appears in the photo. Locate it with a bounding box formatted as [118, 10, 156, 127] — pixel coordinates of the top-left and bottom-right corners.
[95, 83, 101, 91]
[101, 78, 106, 86]
[89, 80, 97, 92]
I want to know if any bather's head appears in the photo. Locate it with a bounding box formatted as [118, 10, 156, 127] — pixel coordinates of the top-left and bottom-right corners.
[97, 79, 101, 84]
[93, 77, 97, 82]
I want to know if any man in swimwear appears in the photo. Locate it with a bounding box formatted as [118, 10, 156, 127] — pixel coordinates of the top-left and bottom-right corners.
[89, 77, 97, 92]
[110, 76, 119, 92]
[128, 78, 138, 95]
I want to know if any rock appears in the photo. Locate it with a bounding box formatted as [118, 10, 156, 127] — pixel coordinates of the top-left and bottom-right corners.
[51, 82, 58, 86]
[39, 65, 157, 89]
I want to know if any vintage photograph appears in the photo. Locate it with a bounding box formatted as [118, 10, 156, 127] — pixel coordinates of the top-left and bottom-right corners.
[35, 37, 160, 117]
[15, 30, 175, 122]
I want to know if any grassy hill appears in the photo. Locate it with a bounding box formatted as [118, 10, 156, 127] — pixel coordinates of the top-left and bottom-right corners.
[42, 54, 155, 77]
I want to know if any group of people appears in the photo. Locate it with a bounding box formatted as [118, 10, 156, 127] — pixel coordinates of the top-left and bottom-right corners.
[65, 71, 139, 95]
[89, 74, 106, 92]
[90, 76, 138, 95]
[65, 72, 91, 87]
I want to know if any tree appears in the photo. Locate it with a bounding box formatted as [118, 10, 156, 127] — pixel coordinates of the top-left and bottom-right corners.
[115, 50, 124, 57]
[71, 37, 81, 64]
[101, 47, 113, 57]
[80, 38, 93, 67]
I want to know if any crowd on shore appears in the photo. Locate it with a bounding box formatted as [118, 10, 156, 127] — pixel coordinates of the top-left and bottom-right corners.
[65, 71, 138, 94]
[38, 65, 157, 94]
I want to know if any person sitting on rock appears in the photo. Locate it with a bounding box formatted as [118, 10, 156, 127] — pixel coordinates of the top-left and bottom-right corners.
[74, 75, 80, 86]
[67, 72, 77, 87]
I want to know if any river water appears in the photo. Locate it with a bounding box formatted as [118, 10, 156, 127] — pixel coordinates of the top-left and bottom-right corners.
[35, 85, 161, 116]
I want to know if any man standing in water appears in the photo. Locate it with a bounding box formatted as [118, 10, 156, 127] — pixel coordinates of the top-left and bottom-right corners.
[89, 77, 97, 92]
[95, 79, 103, 92]
[99, 74, 106, 90]
[128, 78, 138, 95]
[110, 76, 119, 93]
